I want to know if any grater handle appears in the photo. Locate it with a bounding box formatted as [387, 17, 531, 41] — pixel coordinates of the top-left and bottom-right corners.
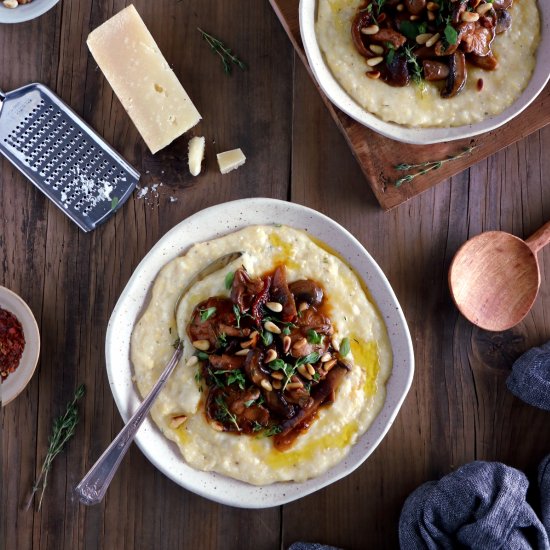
[0, 89, 5, 102]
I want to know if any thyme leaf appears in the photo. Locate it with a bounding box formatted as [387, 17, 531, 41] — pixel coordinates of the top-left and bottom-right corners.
[394, 146, 476, 187]
[215, 395, 241, 431]
[25, 385, 86, 511]
[199, 307, 217, 322]
[198, 28, 247, 74]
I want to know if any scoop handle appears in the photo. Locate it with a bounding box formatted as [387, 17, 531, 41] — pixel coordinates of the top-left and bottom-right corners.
[526, 220, 550, 254]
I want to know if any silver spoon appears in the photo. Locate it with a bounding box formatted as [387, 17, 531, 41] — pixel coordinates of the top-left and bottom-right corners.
[75, 251, 242, 505]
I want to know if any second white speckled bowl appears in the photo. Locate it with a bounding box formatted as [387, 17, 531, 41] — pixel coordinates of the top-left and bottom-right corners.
[299, 0, 550, 144]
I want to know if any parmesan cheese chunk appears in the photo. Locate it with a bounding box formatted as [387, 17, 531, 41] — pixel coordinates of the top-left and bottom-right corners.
[87, 5, 201, 154]
[188, 136, 205, 177]
[217, 148, 246, 175]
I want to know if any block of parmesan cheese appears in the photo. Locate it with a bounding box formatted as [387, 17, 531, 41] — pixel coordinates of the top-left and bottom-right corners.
[87, 5, 201, 154]
[217, 148, 246, 174]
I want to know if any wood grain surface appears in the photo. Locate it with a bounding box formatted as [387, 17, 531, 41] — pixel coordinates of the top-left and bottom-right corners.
[1, 1, 549, 549]
[271, 0, 550, 210]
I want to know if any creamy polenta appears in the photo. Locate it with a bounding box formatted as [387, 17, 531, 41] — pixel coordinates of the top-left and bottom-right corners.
[316, 0, 540, 127]
[131, 225, 392, 485]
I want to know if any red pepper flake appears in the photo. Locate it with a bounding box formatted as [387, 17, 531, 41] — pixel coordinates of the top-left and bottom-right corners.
[0, 307, 25, 382]
[477, 78, 484, 92]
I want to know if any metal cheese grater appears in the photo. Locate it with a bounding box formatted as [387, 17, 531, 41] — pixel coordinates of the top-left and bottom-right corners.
[0, 83, 140, 232]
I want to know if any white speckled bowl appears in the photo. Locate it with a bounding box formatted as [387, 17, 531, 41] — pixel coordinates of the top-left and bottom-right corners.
[0, 0, 58, 24]
[300, 0, 550, 145]
[0, 286, 40, 406]
[106, 198, 414, 508]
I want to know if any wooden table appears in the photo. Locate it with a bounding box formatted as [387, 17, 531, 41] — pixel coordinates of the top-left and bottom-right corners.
[1, 1, 549, 548]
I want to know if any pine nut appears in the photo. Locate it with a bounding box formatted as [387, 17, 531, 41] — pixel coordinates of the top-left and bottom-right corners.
[425, 32, 440, 48]
[367, 56, 384, 67]
[461, 11, 479, 22]
[410, 14, 420, 20]
[416, 33, 433, 45]
[261, 379, 273, 392]
[186, 355, 199, 367]
[3, 0, 18, 8]
[366, 70, 381, 79]
[266, 301, 283, 313]
[271, 371, 284, 380]
[265, 349, 278, 363]
[369, 44, 384, 55]
[361, 24, 379, 35]
[170, 415, 187, 429]
[298, 365, 313, 380]
[283, 335, 292, 353]
[272, 380, 282, 390]
[211, 421, 224, 432]
[240, 339, 254, 349]
[426, 1, 439, 10]
[235, 348, 249, 356]
[324, 359, 337, 372]
[192, 339, 210, 351]
[331, 337, 340, 352]
[320, 353, 332, 363]
[264, 320, 281, 334]
[396, 3, 404, 11]
[476, 3, 493, 15]
[306, 364, 316, 376]
[286, 382, 303, 390]
[298, 302, 309, 312]
[427, 10, 436, 20]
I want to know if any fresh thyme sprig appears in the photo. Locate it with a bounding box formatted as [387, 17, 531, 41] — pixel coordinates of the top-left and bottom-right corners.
[25, 385, 86, 511]
[197, 28, 247, 74]
[394, 146, 476, 187]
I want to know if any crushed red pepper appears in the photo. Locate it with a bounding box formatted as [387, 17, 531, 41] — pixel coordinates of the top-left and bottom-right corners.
[0, 307, 25, 382]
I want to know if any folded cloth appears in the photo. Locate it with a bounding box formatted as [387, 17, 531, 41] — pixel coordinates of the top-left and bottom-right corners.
[399, 461, 550, 550]
[540, 455, 550, 538]
[506, 340, 550, 411]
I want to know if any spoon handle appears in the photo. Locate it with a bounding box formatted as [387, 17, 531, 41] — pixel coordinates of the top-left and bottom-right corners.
[75, 344, 183, 505]
[526, 220, 550, 254]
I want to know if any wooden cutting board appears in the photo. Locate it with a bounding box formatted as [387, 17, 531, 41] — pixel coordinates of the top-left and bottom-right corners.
[270, 0, 550, 210]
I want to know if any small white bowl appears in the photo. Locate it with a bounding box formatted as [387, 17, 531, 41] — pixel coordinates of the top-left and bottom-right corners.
[299, 0, 550, 145]
[106, 198, 414, 508]
[0, 286, 40, 406]
[0, 0, 58, 24]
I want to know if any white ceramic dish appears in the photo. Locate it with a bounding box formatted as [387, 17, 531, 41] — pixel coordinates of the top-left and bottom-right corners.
[299, 0, 550, 145]
[0, 0, 58, 24]
[0, 286, 40, 406]
[105, 198, 414, 508]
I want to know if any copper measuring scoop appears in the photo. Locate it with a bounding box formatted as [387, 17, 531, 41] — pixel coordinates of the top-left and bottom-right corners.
[448, 222, 550, 331]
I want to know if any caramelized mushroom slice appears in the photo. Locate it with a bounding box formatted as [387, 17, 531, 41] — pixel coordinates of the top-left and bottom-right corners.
[288, 279, 324, 307]
[495, 9, 512, 34]
[188, 297, 237, 348]
[492, 0, 513, 9]
[468, 52, 499, 71]
[371, 28, 407, 49]
[441, 51, 467, 98]
[263, 389, 295, 419]
[380, 54, 410, 87]
[460, 23, 494, 56]
[208, 354, 246, 371]
[422, 60, 450, 81]
[231, 268, 264, 312]
[273, 365, 349, 450]
[244, 348, 270, 387]
[405, 0, 426, 15]
[351, 10, 376, 59]
[270, 265, 297, 322]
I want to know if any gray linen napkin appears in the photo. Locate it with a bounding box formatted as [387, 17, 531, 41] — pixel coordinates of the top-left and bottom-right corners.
[540, 455, 550, 538]
[506, 340, 550, 411]
[399, 460, 550, 550]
